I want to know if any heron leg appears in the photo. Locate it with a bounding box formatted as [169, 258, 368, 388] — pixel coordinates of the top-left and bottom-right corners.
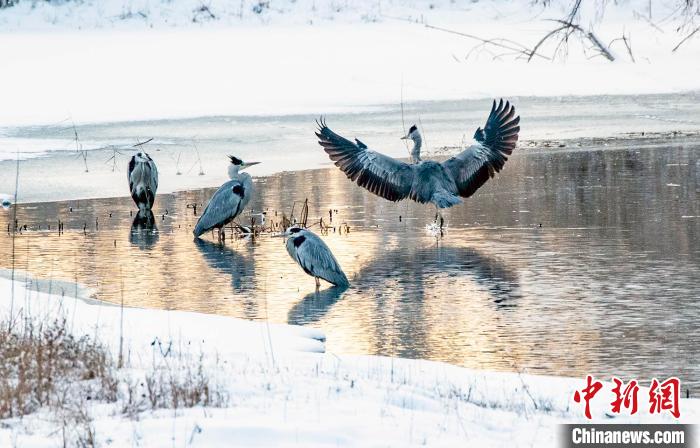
[315, 277, 320, 289]
[434, 205, 444, 231]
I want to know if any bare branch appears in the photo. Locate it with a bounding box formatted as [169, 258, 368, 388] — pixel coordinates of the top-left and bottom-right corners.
[423, 23, 551, 61]
[527, 24, 569, 62]
[672, 25, 700, 52]
[133, 137, 154, 147]
[609, 32, 635, 62]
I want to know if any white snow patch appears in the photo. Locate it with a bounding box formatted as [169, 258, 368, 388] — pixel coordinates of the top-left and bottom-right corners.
[0, 0, 698, 127]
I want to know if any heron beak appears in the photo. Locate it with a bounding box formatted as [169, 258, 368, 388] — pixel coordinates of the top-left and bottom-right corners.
[400, 135, 409, 140]
[241, 161, 260, 170]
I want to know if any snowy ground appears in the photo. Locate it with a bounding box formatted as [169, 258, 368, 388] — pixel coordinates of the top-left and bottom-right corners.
[0, 0, 699, 127]
[0, 271, 697, 447]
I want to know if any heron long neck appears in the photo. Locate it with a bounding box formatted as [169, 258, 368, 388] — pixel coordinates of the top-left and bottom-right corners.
[410, 134, 422, 164]
[228, 164, 240, 179]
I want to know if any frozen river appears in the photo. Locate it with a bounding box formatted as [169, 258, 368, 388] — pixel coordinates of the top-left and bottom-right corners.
[1, 119, 698, 389]
[1, 92, 700, 203]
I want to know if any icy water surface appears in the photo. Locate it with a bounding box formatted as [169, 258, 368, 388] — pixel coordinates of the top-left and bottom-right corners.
[2, 92, 700, 203]
[1, 143, 699, 389]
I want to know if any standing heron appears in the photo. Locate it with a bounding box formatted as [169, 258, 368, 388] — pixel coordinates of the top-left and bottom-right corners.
[127, 152, 158, 212]
[193, 156, 260, 240]
[284, 226, 349, 289]
[316, 99, 520, 227]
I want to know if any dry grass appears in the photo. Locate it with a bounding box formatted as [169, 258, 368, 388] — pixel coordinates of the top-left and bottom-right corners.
[0, 318, 117, 419]
[122, 352, 229, 417]
[0, 315, 228, 444]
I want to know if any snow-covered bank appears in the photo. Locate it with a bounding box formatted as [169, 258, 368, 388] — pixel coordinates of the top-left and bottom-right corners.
[1, 0, 699, 127]
[0, 272, 697, 447]
[0, 269, 325, 360]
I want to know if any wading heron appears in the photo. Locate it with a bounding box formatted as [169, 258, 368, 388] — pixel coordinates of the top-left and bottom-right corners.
[193, 156, 260, 241]
[316, 99, 520, 228]
[284, 226, 349, 289]
[128, 152, 158, 212]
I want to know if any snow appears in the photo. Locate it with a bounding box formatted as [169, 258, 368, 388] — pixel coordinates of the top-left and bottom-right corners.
[0, 269, 325, 358]
[0, 0, 698, 127]
[2, 0, 699, 204]
[0, 271, 698, 447]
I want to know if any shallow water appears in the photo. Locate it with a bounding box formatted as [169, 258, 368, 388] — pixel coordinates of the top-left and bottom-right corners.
[1, 142, 699, 390]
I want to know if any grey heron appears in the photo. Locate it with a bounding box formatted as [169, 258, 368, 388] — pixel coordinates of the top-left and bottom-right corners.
[316, 99, 520, 227]
[193, 156, 260, 240]
[127, 152, 158, 212]
[284, 226, 349, 288]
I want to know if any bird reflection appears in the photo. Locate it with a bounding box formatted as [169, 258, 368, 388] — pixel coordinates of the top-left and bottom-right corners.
[129, 210, 159, 250]
[194, 238, 257, 317]
[287, 285, 348, 326]
[358, 244, 520, 310]
[354, 244, 521, 360]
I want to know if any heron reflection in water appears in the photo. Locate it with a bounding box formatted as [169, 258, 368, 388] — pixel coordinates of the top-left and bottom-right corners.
[194, 238, 258, 317]
[287, 286, 348, 326]
[287, 244, 519, 328]
[129, 210, 159, 250]
[362, 245, 520, 309]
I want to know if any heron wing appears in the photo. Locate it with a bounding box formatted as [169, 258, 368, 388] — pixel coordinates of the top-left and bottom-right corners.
[316, 119, 414, 202]
[146, 156, 158, 201]
[290, 231, 349, 286]
[442, 99, 520, 198]
[127, 156, 137, 202]
[193, 180, 244, 236]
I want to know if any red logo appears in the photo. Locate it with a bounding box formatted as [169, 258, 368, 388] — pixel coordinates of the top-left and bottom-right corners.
[649, 377, 681, 418]
[573, 376, 681, 419]
[573, 375, 604, 419]
[611, 377, 640, 415]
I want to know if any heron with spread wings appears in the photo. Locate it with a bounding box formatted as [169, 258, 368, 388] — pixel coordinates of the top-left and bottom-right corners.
[316, 99, 520, 228]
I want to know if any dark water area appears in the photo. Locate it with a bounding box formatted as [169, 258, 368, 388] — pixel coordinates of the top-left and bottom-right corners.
[1, 142, 699, 390]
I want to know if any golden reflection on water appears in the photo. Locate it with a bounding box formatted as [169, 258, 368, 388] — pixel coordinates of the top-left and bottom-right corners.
[1, 144, 699, 388]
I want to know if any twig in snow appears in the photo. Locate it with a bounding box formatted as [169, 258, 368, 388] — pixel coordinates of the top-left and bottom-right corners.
[609, 32, 635, 62]
[672, 25, 700, 51]
[423, 23, 550, 61]
[133, 137, 154, 147]
[9, 148, 19, 332]
[192, 139, 205, 176]
[530, 19, 615, 62]
[72, 121, 89, 173]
